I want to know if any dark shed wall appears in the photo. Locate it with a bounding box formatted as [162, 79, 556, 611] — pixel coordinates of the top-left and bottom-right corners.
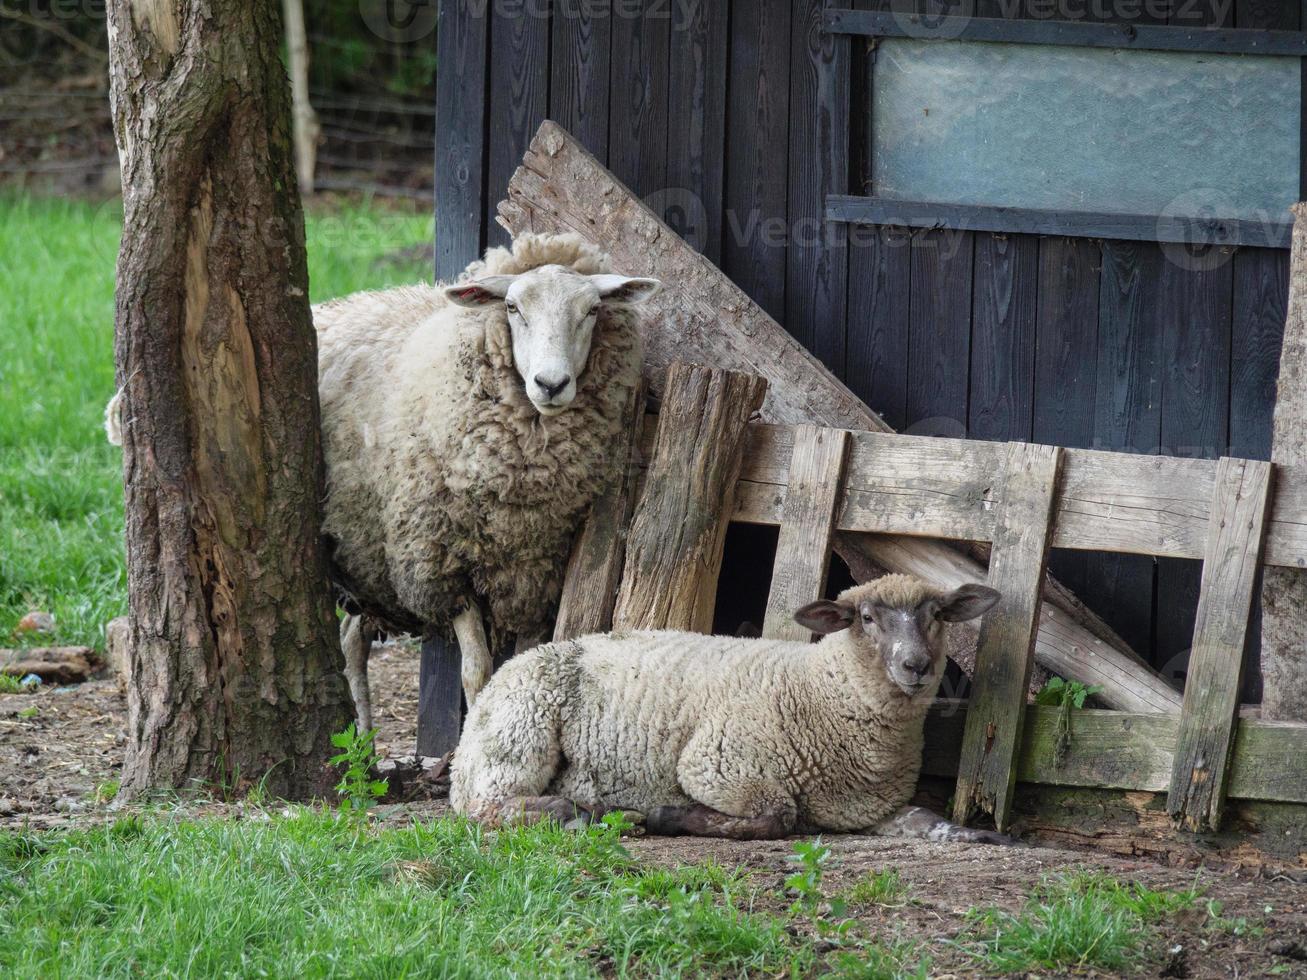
[434, 0, 1293, 690]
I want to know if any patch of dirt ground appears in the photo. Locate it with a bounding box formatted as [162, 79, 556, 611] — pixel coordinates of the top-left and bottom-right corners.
[3, 642, 1306, 977]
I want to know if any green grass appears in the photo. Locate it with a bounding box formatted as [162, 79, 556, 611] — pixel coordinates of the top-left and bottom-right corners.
[963, 871, 1200, 974]
[0, 193, 432, 651]
[845, 868, 907, 907]
[0, 809, 820, 978]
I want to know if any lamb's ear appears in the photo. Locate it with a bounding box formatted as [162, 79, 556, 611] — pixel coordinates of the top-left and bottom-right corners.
[793, 600, 856, 635]
[444, 275, 518, 308]
[936, 584, 1002, 623]
[590, 274, 662, 306]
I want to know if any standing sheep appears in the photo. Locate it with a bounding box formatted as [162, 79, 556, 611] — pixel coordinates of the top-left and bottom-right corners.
[109, 234, 659, 732]
[451, 574, 1019, 844]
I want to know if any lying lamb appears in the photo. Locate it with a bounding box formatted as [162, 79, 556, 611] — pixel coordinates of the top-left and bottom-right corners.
[451, 574, 1019, 844]
[109, 233, 659, 731]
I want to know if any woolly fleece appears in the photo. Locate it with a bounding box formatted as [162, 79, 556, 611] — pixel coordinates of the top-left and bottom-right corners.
[314, 233, 642, 642]
[451, 574, 958, 831]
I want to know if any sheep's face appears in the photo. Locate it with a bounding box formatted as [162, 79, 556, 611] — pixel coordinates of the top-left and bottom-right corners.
[446, 267, 661, 416]
[795, 583, 1001, 698]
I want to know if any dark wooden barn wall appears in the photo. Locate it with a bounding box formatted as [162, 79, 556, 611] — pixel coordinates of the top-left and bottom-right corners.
[434, 0, 1295, 693]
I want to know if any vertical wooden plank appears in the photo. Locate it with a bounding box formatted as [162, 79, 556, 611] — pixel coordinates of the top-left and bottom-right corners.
[761, 426, 851, 642]
[723, 0, 791, 322]
[484, 6, 550, 249]
[1167, 457, 1273, 832]
[553, 385, 648, 641]
[1033, 237, 1098, 597]
[785, 0, 849, 371]
[608, 0, 669, 198]
[907, 230, 973, 438]
[550, 0, 611, 163]
[953, 442, 1063, 832]
[613, 365, 769, 633]
[970, 234, 1037, 444]
[435, 0, 490, 281]
[416, 635, 461, 758]
[665, 0, 728, 263]
[846, 225, 911, 431]
[1157, 254, 1233, 680]
[1088, 241, 1164, 660]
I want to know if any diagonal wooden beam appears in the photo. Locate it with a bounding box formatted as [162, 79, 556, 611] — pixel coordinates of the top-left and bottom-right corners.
[497, 119, 1180, 713]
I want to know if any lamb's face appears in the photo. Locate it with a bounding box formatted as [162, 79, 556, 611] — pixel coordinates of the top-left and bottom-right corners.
[795, 582, 1001, 698]
[445, 267, 661, 416]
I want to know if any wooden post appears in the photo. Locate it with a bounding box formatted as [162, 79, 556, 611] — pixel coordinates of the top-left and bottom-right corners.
[1262, 203, 1307, 721]
[553, 383, 647, 641]
[761, 426, 850, 642]
[953, 443, 1063, 832]
[1168, 457, 1273, 832]
[417, 635, 461, 759]
[612, 364, 767, 632]
[497, 119, 1176, 713]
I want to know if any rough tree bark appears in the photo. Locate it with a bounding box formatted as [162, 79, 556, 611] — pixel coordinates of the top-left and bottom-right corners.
[1261, 203, 1307, 721]
[107, 0, 352, 798]
[281, 0, 317, 194]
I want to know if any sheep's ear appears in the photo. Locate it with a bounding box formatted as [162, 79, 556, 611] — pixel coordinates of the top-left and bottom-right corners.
[936, 584, 1002, 623]
[445, 275, 518, 308]
[590, 274, 662, 306]
[793, 600, 855, 635]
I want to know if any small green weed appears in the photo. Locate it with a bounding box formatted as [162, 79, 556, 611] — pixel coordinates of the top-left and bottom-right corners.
[846, 868, 908, 907]
[1204, 899, 1265, 937]
[1036, 676, 1105, 764]
[0, 675, 23, 694]
[91, 779, 119, 803]
[329, 724, 388, 814]
[16, 705, 38, 719]
[786, 838, 852, 938]
[829, 939, 932, 979]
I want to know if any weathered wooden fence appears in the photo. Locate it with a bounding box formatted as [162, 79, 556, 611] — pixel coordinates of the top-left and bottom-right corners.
[555, 362, 1307, 865]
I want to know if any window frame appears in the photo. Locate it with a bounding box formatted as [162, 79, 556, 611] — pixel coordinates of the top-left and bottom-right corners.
[823, 8, 1306, 248]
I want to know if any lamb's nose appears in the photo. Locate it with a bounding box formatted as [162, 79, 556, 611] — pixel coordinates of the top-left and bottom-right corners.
[534, 374, 571, 399]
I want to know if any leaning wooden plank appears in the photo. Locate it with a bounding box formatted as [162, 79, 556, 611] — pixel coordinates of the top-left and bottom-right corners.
[497, 119, 1167, 711]
[613, 364, 767, 633]
[953, 443, 1063, 832]
[416, 636, 461, 759]
[761, 426, 850, 641]
[1262, 203, 1307, 720]
[1168, 457, 1274, 832]
[553, 383, 647, 641]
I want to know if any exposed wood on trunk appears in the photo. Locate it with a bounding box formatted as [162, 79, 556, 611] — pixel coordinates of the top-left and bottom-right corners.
[497, 119, 1170, 713]
[953, 443, 1063, 832]
[1262, 203, 1307, 721]
[1, 647, 100, 684]
[281, 0, 317, 194]
[553, 383, 647, 641]
[1169, 458, 1273, 832]
[761, 426, 850, 642]
[613, 364, 767, 633]
[107, 0, 352, 799]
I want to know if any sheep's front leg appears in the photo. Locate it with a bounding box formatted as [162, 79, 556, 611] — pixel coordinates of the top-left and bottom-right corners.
[340, 614, 375, 733]
[646, 803, 796, 840]
[870, 805, 1026, 847]
[454, 602, 493, 708]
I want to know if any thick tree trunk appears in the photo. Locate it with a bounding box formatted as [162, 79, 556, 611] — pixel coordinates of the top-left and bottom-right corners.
[107, 0, 352, 798]
[1261, 203, 1307, 721]
[281, 0, 317, 194]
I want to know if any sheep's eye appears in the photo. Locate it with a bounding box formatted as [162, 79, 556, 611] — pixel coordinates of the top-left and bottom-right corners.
[505, 303, 519, 316]
[589, 305, 600, 317]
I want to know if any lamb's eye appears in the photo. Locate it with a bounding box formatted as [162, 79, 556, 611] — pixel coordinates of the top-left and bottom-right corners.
[505, 303, 519, 316]
[589, 305, 600, 317]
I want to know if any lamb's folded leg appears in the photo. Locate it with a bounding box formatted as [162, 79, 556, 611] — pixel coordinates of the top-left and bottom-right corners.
[454, 602, 493, 708]
[340, 614, 375, 733]
[646, 803, 796, 840]
[870, 805, 1026, 847]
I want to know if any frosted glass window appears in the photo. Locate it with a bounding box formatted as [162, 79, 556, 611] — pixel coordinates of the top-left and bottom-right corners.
[871, 39, 1300, 224]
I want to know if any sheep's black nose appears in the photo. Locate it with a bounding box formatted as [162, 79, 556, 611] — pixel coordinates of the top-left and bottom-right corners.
[904, 656, 931, 678]
[535, 374, 571, 399]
